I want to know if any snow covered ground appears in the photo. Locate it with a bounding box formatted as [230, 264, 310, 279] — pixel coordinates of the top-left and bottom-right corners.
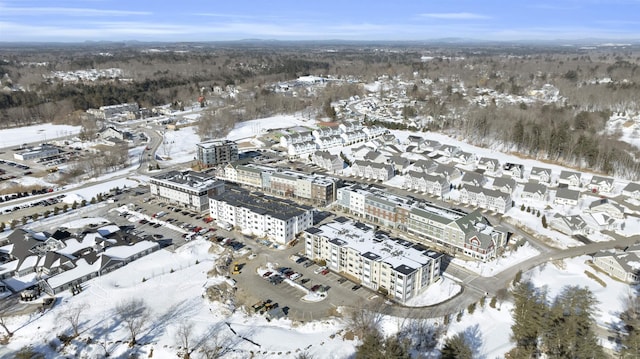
[0, 123, 81, 149]
[452, 242, 540, 277]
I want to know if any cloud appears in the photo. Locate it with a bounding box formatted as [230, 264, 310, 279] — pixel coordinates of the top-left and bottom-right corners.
[420, 12, 490, 20]
[0, 6, 151, 16]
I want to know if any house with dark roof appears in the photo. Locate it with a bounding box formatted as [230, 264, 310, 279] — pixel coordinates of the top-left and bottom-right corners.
[461, 171, 488, 188]
[554, 188, 581, 206]
[477, 157, 500, 175]
[623, 182, 640, 200]
[521, 182, 548, 202]
[492, 177, 516, 194]
[587, 198, 626, 219]
[590, 175, 615, 194]
[403, 171, 450, 198]
[529, 167, 552, 184]
[593, 244, 640, 283]
[558, 170, 582, 188]
[503, 163, 524, 179]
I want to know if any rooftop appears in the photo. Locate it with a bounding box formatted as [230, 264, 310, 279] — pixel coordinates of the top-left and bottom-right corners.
[151, 170, 223, 192]
[209, 187, 312, 221]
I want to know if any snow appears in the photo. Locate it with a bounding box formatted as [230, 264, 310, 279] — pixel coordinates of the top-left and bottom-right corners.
[404, 277, 461, 307]
[226, 114, 313, 142]
[61, 217, 111, 229]
[452, 242, 540, 276]
[0, 123, 81, 149]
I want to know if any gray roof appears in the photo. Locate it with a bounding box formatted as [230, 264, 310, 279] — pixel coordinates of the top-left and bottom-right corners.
[624, 182, 640, 193]
[209, 188, 312, 221]
[555, 188, 580, 200]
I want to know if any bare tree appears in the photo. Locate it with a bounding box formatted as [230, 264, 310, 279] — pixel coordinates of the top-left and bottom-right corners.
[115, 299, 150, 345]
[175, 320, 195, 359]
[59, 303, 88, 337]
[345, 299, 387, 339]
[0, 299, 14, 338]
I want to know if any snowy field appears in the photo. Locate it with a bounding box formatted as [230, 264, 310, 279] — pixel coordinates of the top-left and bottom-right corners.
[452, 242, 540, 276]
[0, 123, 81, 149]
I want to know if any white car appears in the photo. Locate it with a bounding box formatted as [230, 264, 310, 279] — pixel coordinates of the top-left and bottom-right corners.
[314, 266, 327, 275]
[290, 273, 302, 281]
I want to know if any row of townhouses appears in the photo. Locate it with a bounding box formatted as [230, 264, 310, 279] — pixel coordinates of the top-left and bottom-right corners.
[304, 217, 443, 303]
[208, 187, 313, 245]
[336, 184, 508, 261]
[215, 163, 340, 205]
[280, 121, 387, 158]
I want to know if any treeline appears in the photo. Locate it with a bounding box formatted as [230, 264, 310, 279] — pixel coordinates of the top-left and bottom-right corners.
[509, 281, 605, 358]
[457, 104, 640, 179]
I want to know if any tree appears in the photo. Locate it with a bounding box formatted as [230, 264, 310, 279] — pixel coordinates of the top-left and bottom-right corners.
[397, 319, 443, 353]
[346, 299, 386, 339]
[60, 303, 88, 337]
[541, 215, 548, 228]
[510, 281, 546, 358]
[31, 213, 39, 222]
[175, 320, 195, 359]
[620, 292, 640, 358]
[0, 221, 5, 232]
[441, 332, 473, 359]
[42, 210, 50, 218]
[115, 298, 150, 345]
[0, 300, 14, 338]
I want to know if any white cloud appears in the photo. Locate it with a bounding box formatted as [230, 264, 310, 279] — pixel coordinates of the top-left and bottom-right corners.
[420, 12, 490, 20]
[0, 6, 151, 16]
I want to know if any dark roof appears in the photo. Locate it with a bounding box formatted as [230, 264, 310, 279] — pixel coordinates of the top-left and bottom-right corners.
[394, 264, 417, 276]
[305, 227, 322, 235]
[209, 187, 312, 221]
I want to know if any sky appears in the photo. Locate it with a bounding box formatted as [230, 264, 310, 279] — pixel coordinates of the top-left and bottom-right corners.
[1, 0, 640, 42]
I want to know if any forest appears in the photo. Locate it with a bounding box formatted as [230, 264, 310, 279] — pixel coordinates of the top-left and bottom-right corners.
[1, 42, 640, 178]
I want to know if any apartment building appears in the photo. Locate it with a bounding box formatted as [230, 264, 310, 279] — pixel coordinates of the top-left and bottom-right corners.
[304, 218, 443, 303]
[337, 183, 508, 262]
[196, 139, 239, 167]
[216, 163, 339, 205]
[149, 170, 225, 212]
[208, 187, 313, 245]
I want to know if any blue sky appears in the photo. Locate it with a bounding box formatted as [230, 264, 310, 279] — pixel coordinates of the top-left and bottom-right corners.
[1, 0, 640, 42]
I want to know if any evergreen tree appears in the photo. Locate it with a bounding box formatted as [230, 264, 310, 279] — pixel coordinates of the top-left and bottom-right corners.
[510, 281, 547, 358]
[542, 215, 548, 228]
[620, 294, 640, 358]
[543, 286, 604, 359]
[441, 332, 473, 359]
[355, 331, 384, 359]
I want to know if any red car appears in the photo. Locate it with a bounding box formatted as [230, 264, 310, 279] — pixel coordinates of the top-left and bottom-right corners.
[321, 269, 329, 275]
[310, 284, 321, 292]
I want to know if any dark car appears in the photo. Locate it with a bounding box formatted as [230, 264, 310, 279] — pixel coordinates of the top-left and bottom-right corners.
[311, 284, 321, 292]
[351, 285, 362, 291]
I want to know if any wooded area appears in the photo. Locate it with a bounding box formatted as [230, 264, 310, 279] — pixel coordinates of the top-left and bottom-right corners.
[2, 42, 640, 178]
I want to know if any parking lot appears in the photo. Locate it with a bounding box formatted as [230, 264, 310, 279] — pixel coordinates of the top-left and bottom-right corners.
[232, 238, 379, 322]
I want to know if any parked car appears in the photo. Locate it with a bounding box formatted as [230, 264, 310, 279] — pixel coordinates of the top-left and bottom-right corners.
[310, 285, 321, 292]
[262, 271, 273, 278]
[352, 285, 362, 291]
[314, 266, 327, 274]
[290, 273, 302, 281]
[320, 269, 329, 275]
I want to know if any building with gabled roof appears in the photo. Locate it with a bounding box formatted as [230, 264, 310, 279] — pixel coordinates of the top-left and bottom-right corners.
[558, 170, 582, 188]
[477, 157, 501, 175]
[529, 167, 552, 184]
[592, 244, 640, 283]
[554, 188, 581, 206]
[521, 182, 548, 202]
[492, 177, 516, 194]
[587, 198, 626, 219]
[589, 175, 615, 194]
[622, 182, 640, 200]
[403, 171, 450, 198]
[459, 185, 512, 214]
[351, 160, 394, 181]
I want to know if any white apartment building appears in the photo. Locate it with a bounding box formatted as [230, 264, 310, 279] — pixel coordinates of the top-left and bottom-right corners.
[304, 218, 443, 303]
[13, 145, 59, 161]
[196, 139, 239, 167]
[208, 187, 313, 245]
[149, 170, 225, 212]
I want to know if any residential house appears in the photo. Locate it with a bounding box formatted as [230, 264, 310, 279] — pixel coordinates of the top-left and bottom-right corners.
[558, 170, 582, 188]
[587, 198, 626, 220]
[622, 182, 640, 200]
[521, 182, 548, 202]
[590, 175, 615, 194]
[287, 140, 317, 158]
[388, 155, 410, 174]
[421, 139, 441, 152]
[529, 167, 552, 184]
[492, 177, 516, 195]
[554, 188, 581, 206]
[437, 144, 461, 159]
[452, 151, 476, 166]
[549, 214, 597, 236]
[404, 135, 425, 148]
[592, 244, 640, 283]
[503, 163, 524, 179]
[432, 164, 463, 181]
[460, 172, 488, 188]
[477, 157, 501, 175]
[411, 159, 438, 174]
[362, 150, 387, 164]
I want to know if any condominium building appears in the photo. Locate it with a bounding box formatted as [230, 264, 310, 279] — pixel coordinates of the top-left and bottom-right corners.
[304, 217, 443, 303]
[196, 139, 239, 167]
[208, 187, 313, 245]
[216, 163, 339, 205]
[337, 183, 508, 261]
[149, 170, 225, 212]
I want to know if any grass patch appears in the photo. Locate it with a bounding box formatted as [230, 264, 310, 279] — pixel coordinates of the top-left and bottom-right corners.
[584, 270, 607, 287]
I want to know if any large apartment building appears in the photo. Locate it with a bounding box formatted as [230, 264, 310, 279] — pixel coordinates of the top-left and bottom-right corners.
[196, 139, 239, 167]
[149, 170, 225, 212]
[208, 187, 313, 245]
[304, 217, 443, 303]
[216, 163, 339, 205]
[337, 184, 508, 261]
